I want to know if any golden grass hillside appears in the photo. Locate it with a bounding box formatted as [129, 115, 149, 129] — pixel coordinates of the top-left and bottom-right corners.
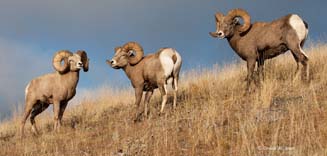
[1, 44, 327, 156]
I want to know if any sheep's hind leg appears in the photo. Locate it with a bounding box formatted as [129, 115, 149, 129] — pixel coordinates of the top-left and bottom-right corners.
[30, 102, 49, 134]
[291, 53, 300, 82]
[287, 31, 309, 82]
[20, 100, 34, 138]
[289, 44, 309, 82]
[300, 51, 309, 82]
[159, 83, 168, 114]
[172, 77, 178, 110]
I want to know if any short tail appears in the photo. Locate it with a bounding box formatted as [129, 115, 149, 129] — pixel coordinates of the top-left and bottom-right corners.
[172, 49, 182, 78]
[301, 20, 309, 48]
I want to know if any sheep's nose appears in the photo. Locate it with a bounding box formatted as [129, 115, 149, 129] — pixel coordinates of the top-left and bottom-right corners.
[218, 31, 223, 36]
[78, 62, 83, 66]
[111, 60, 116, 65]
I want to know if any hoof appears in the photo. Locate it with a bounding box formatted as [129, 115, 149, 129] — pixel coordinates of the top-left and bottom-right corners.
[158, 111, 165, 117]
[134, 111, 144, 123]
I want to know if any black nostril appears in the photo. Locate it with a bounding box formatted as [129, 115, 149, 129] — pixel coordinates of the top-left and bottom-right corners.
[111, 60, 114, 64]
[218, 32, 223, 36]
[78, 62, 83, 66]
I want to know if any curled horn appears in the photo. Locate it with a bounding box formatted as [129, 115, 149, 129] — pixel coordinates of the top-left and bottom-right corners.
[226, 8, 251, 32]
[76, 50, 89, 72]
[52, 50, 73, 74]
[122, 42, 144, 65]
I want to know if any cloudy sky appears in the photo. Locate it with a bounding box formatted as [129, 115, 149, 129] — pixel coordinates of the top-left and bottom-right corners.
[0, 0, 326, 119]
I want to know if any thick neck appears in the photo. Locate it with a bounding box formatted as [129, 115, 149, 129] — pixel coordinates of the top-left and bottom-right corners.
[227, 33, 240, 49]
[227, 27, 244, 51]
[123, 64, 134, 80]
[61, 70, 80, 88]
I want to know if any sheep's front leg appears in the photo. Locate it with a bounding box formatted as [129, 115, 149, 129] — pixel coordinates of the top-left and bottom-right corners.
[257, 54, 265, 83]
[134, 87, 143, 107]
[59, 101, 68, 125]
[134, 87, 143, 120]
[53, 101, 61, 132]
[246, 59, 256, 92]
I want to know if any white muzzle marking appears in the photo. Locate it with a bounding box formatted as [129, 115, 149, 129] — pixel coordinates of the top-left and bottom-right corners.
[111, 59, 117, 66]
[77, 62, 83, 69]
[217, 31, 225, 38]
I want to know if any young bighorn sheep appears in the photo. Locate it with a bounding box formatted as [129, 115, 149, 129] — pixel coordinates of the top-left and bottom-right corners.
[106, 42, 182, 117]
[210, 8, 309, 89]
[20, 50, 89, 137]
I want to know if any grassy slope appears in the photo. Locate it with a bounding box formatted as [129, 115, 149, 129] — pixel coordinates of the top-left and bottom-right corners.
[1, 44, 327, 156]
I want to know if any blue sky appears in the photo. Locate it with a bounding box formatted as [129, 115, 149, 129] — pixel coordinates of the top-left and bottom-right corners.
[0, 0, 326, 119]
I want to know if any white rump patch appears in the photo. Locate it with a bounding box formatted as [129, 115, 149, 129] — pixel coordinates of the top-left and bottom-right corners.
[159, 49, 175, 78]
[289, 14, 307, 41]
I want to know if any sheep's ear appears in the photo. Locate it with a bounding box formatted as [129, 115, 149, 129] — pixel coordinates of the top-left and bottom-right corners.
[128, 50, 135, 57]
[233, 17, 239, 25]
[114, 47, 121, 53]
[215, 15, 219, 22]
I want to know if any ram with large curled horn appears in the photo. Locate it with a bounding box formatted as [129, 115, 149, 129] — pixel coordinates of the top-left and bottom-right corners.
[210, 8, 309, 91]
[20, 50, 89, 138]
[107, 41, 182, 120]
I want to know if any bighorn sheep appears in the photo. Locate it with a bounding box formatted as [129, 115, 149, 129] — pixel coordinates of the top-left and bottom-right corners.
[210, 8, 309, 89]
[106, 42, 182, 117]
[20, 50, 89, 137]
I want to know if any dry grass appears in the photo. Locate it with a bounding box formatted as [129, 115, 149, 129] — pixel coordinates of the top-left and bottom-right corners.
[1, 44, 327, 156]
